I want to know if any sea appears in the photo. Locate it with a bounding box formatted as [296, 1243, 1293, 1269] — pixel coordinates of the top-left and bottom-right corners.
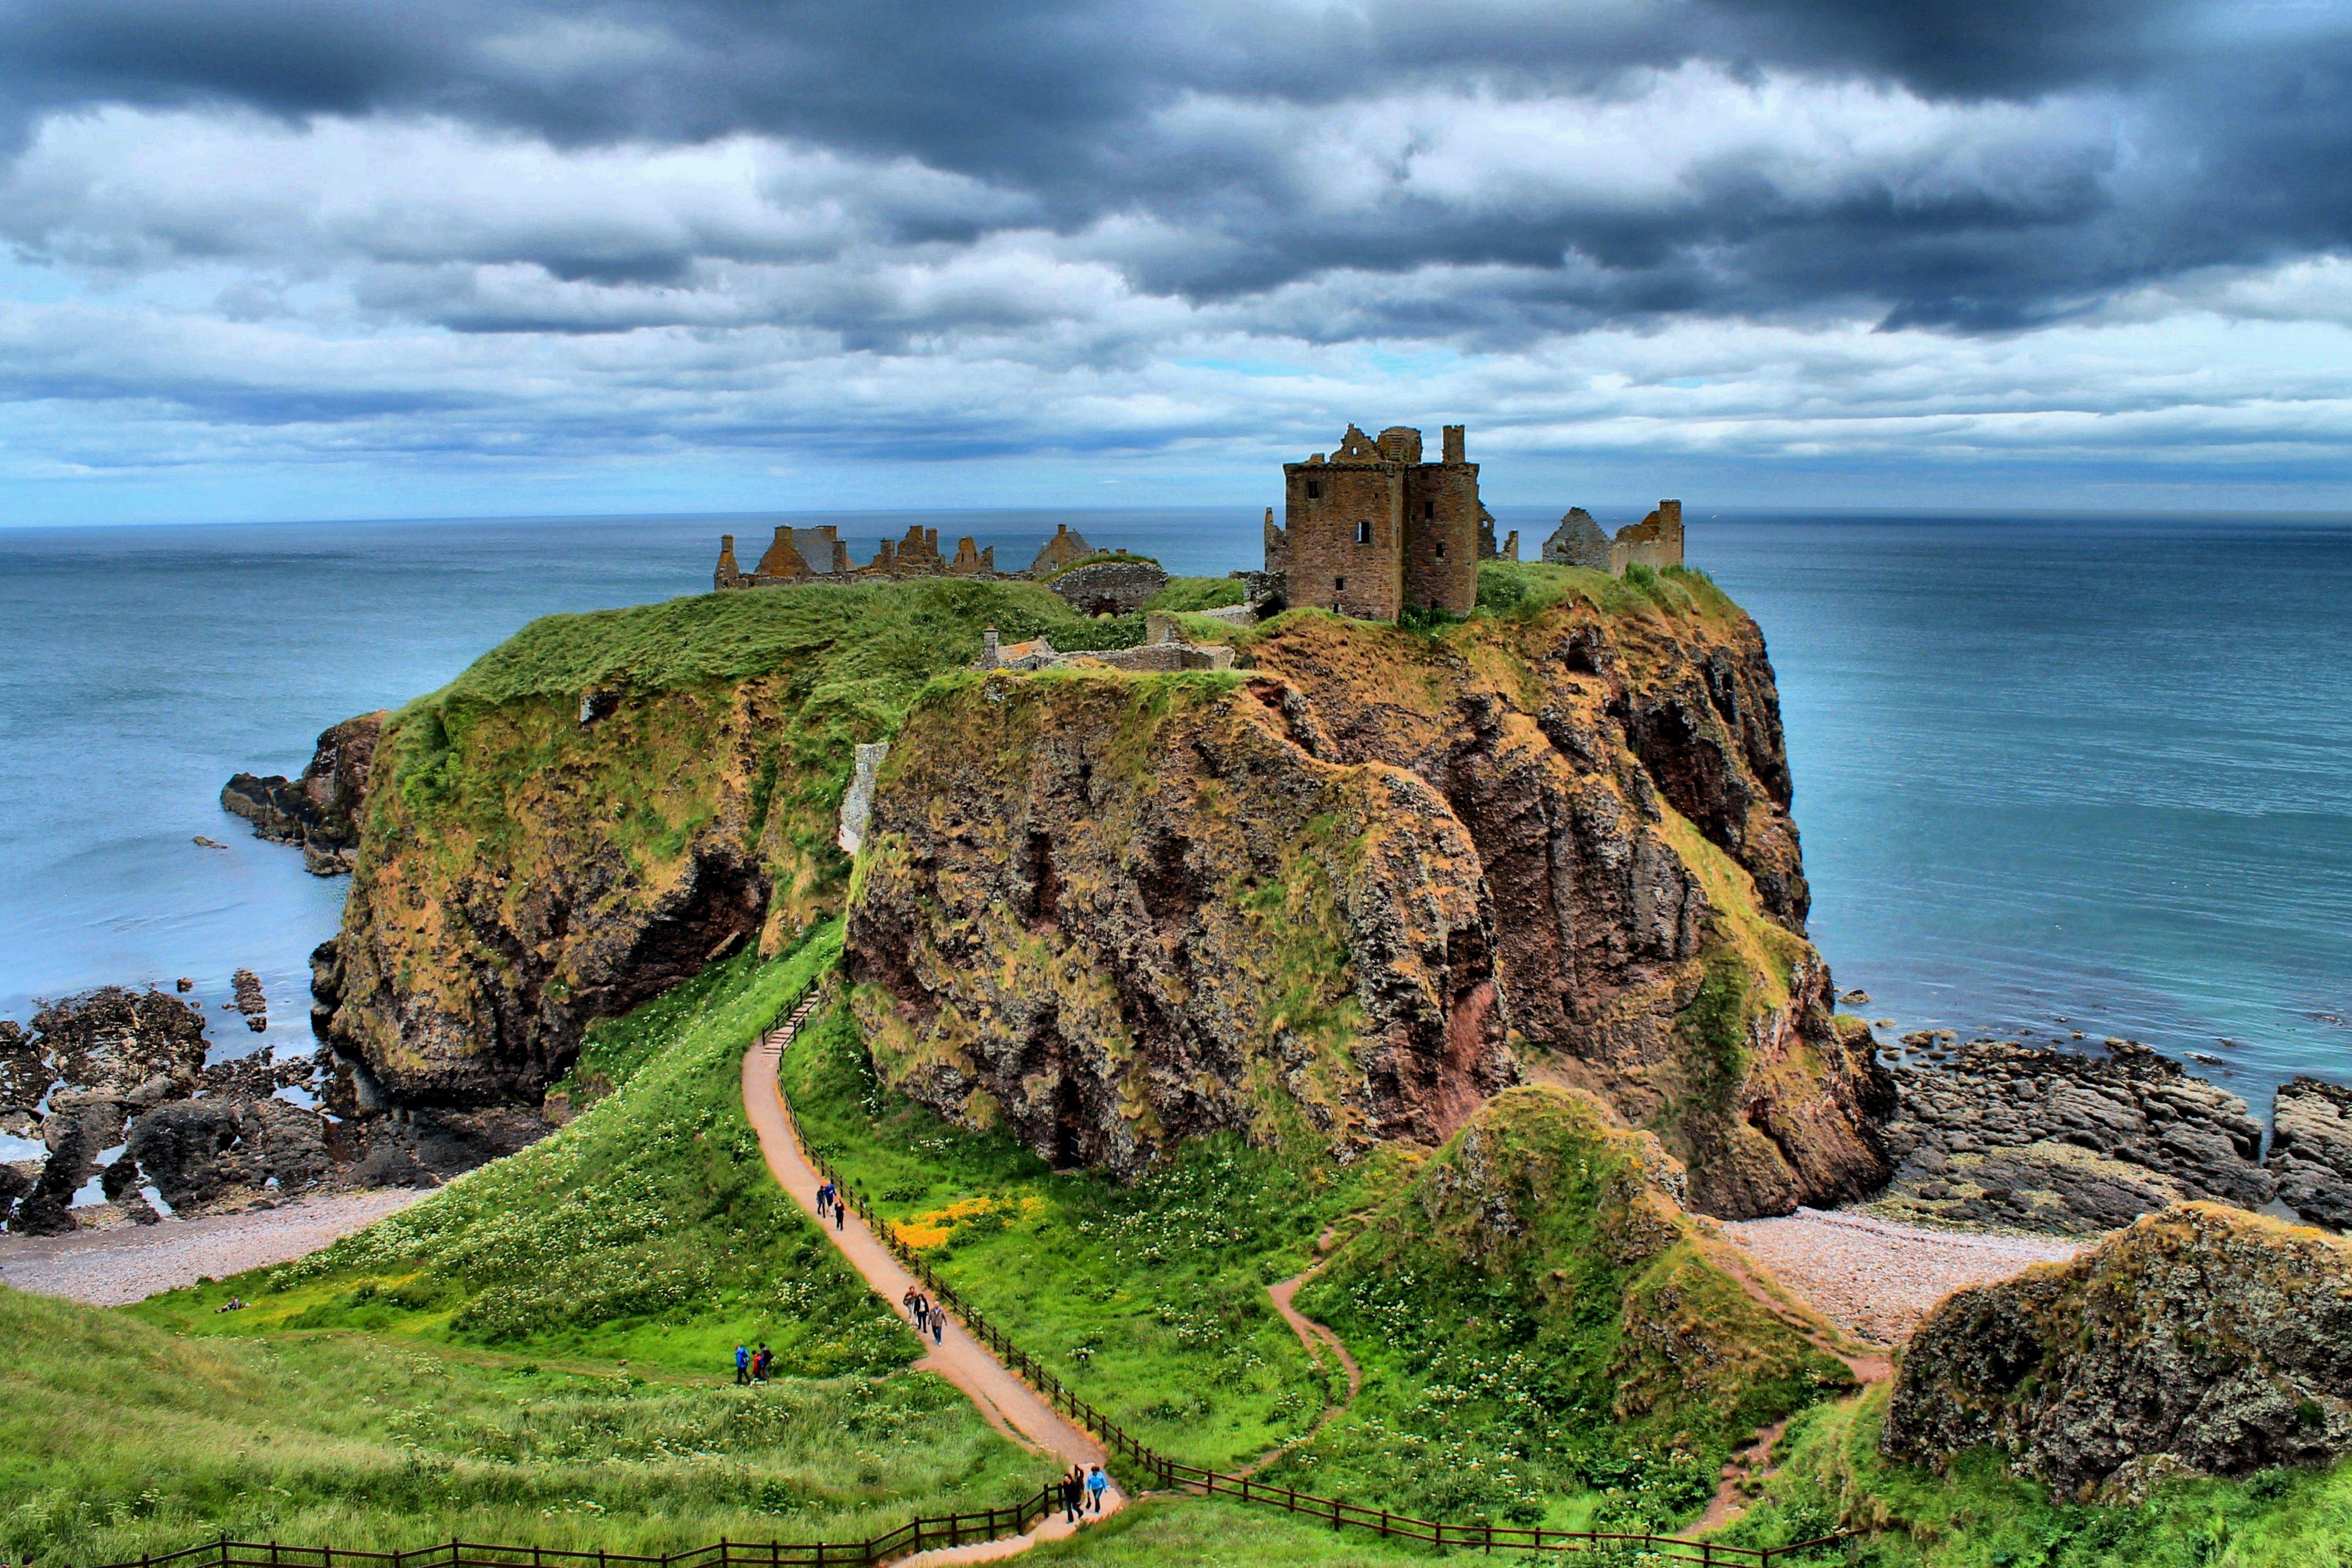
[2, 507, 2347, 1128]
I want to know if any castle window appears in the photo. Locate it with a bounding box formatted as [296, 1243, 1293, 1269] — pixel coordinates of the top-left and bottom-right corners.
[1425, 500, 1433, 520]
[1306, 480, 1321, 501]
[1436, 541, 1446, 559]
[1335, 576, 1347, 591]
[1355, 520, 1371, 545]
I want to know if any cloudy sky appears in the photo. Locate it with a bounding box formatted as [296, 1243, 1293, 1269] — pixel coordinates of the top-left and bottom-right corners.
[2, 0, 2349, 525]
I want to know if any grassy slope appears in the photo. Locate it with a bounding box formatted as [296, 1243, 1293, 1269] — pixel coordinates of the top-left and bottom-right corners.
[0, 1286, 1051, 1565]
[1721, 1386, 2352, 1568]
[780, 996, 1415, 1472]
[136, 928, 896, 1379]
[1263, 1087, 1849, 1534]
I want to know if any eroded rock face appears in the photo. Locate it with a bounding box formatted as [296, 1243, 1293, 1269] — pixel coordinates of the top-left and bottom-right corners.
[847, 592, 1889, 1213]
[221, 712, 384, 876]
[1230, 609, 1887, 1215]
[1873, 1038, 2274, 1234]
[1885, 1204, 2352, 1500]
[2270, 1077, 2352, 1231]
[846, 673, 1514, 1175]
[319, 680, 798, 1109]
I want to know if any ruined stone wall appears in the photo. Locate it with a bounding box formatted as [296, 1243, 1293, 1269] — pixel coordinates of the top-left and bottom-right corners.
[1285, 460, 1405, 621]
[1401, 461, 1480, 616]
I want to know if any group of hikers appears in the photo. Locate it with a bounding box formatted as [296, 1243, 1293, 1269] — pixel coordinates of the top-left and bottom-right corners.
[901, 1286, 946, 1345]
[733, 1341, 777, 1384]
[1059, 1463, 1110, 1522]
[785, 1160, 1115, 1530]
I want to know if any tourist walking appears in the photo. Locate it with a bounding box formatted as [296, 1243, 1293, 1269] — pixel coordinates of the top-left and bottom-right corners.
[1085, 1464, 1107, 1514]
[931, 1304, 944, 1344]
[1061, 1466, 1084, 1524]
[754, 1342, 772, 1381]
[734, 1344, 750, 1385]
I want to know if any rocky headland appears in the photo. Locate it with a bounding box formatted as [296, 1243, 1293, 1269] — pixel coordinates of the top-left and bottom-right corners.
[847, 590, 1892, 1215]
[220, 712, 383, 875]
[1884, 1203, 2352, 1500]
[249, 570, 1889, 1219]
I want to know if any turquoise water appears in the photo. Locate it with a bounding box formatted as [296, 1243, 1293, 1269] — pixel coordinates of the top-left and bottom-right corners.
[1, 509, 2345, 1113]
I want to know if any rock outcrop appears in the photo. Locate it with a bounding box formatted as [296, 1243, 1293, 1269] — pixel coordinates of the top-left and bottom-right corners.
[1885, 1204, 2352, 1499]
[848, 584, 1889, 1214]
[1873, 1037, 2274, 1234]
[0, 984, 538, 1233]
[846, 671, 1515, 1175]
[2269, 1077, 2352, 1231]
[221, 712, 384, 875]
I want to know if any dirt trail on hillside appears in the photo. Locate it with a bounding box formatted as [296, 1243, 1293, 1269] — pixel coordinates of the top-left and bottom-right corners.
[1238, 1230, 1365, 1479]
[743, 1008, 1122, 1560]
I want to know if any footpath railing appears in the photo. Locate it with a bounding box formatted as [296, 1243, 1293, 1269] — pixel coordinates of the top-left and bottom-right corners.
[767, 993, 1857, 1566]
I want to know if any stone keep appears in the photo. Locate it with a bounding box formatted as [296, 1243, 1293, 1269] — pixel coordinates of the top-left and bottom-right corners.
[1276, 423, 1480, 622]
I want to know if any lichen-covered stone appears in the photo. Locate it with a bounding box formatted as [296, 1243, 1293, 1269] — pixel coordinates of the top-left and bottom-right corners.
[1884, 1204, 2352, 1499]
[1048, 560, 1168, 617]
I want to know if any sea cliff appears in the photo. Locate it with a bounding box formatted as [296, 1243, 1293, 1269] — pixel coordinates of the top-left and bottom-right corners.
[304, 565, 1888, 1215]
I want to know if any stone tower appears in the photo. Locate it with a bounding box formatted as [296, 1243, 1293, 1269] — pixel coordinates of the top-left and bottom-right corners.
[1279, 423, 1479, 622]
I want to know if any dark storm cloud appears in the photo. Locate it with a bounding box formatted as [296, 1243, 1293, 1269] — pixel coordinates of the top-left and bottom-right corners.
[0, 0, 2346, 335]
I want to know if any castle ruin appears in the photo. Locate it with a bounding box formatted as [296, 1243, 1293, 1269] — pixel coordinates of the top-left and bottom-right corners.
[1540, 502, 1684, 576]
[1267, 423, 1481, 622]
[715, 521, 1101, 591]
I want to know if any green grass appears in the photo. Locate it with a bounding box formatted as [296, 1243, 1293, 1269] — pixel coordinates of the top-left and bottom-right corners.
[134, 927, 904, 1380]
[1721, 1385, 2352, 1567]
[1141, 575, 1248, 614]
[1262, 1087, 1848, 1536]
[1474, 559, 1737, 623]
[0, 1285, 1055, 1566]
[778, 996, 1413, 1473]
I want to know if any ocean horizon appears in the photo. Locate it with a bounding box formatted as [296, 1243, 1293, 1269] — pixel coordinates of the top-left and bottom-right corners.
[3, 505, 2346, 1125]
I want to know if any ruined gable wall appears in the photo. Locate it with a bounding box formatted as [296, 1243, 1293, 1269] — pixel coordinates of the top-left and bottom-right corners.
[1285, 460, 1405, 621]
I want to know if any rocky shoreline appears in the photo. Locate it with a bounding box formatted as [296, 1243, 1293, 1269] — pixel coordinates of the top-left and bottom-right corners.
[1, 983, 549, 1238]
[1869, 1028, 2352, 1238]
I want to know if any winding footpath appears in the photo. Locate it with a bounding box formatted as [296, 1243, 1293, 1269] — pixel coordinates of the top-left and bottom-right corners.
[742, 1009, 1124, 1564]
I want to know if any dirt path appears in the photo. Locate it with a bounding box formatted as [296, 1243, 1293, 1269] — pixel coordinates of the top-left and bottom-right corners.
[1236, 1235, 1365, 1478]
[743, 1003, 1122, 1562]
[1693, 1235, 1892, 1535]
[0, 1187, 425, 1305]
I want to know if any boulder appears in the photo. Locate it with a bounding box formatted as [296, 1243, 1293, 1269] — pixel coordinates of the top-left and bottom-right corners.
[124, 1095, 332, 1215]
[1885, 1204, 2352, 1500]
